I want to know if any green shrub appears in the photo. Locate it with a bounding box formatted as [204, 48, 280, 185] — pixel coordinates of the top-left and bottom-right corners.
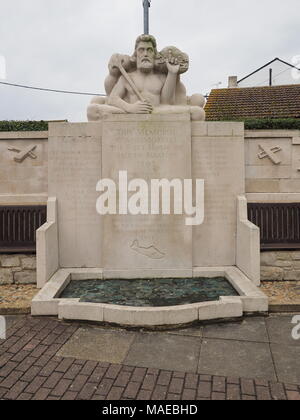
[1, 118, 299, 132]
[213, 118, 300, 130]
[243, 118, 300, 130]
[0, 121, 48, 132]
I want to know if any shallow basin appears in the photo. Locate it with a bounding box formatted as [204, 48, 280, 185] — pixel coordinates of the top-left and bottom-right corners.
[59, 277, 238, 307]
[31, 267, 269, 327]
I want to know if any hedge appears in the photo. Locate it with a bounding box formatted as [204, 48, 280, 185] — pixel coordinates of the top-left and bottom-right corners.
[208, 118, 300, 130]
[243, 118, 300, 130]
[0, 118, 300, 132]
[0, 121, 48, 132]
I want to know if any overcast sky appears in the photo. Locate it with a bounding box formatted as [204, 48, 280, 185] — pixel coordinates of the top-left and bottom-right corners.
[0, 0, 299, 122]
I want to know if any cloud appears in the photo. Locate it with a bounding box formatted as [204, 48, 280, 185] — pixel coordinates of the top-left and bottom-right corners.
[0, 0, 299, 121]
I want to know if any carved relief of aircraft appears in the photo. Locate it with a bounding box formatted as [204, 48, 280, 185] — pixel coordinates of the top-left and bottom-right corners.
[7, 145, 37, 163]
[258, 144, 282, 165]
[130, 240, 165, 260]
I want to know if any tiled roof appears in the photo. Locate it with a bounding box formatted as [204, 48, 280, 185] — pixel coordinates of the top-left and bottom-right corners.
[205, 84, 300, 120]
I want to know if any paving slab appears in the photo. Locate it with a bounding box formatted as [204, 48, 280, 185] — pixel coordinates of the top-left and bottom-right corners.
[266, 315, 300, 347]
[124, 333, 201, 373]
[203, 317, 269, 342]
[1, 315, 300, 400]
[271, 343, 300, 384]
[57, 327, 136, 364]
[198, 338, 277, 381]
[167, 327, 203, 338]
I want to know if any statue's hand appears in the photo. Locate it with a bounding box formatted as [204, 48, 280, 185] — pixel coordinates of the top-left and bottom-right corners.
[166, 50, 180, 75]
[127, 101, 153, 114]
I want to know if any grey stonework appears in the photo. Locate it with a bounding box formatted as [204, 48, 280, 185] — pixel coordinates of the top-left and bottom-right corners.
[0, 252, 300, 285]
[0, 254, 36, 285]
[261, 251, 300, 281]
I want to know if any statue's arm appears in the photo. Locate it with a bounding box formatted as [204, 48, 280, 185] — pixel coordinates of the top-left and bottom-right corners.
[161, 73, 177, 105]
[107, 77, 131, 113]
[160, 55, 180, 105]
[175, 80, 188, 105]
[105, 54, 133, 96]
[108, 76, 153, 114]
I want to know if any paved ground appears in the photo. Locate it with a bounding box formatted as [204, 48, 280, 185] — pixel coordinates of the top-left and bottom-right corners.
[0, 314, 299, 400]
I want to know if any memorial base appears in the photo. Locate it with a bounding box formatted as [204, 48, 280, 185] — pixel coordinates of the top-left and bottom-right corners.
[32, 266, 268, 327]
[33, 118, 268, 325]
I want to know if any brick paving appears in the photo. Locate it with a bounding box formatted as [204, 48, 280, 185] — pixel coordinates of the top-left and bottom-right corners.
[0, 316, 299, 400]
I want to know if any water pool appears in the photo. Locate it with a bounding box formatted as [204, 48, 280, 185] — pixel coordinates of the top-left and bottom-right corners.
[59, 277, 238, 307]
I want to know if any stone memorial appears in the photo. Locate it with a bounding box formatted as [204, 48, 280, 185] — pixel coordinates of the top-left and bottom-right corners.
[32, 33, 268, 326]
[101, 114, 192, 277]
[87, 35, 206, 122]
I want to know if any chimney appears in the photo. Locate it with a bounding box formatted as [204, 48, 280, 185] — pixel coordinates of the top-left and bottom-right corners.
[228, 76, 238, 88]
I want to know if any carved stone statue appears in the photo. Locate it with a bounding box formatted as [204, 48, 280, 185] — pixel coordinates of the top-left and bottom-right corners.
[87, 35, 205, 121]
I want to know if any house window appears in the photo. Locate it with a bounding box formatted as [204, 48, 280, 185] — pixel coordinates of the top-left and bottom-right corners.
[0, 206, 47, 253]
[248, 203, 300, 250]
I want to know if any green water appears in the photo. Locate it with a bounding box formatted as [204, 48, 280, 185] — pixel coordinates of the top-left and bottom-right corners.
[59, 277, 238, 307]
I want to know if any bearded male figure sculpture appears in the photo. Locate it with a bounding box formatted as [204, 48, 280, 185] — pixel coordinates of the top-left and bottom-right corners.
[87, 35, 205, 121]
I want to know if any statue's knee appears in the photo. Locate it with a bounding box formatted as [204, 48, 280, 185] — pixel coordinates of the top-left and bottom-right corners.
[190, 94, 206, 108]
[191, 106, 206, 121]
[87, 104, 102, 121]
[90, 96, 106, 105]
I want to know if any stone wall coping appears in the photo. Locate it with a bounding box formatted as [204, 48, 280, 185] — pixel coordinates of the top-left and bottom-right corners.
[0, 128, 299, 140]
[0, 194, 48, 205]
[245, 129, 300, 139]
[0, 131, 48, 140]
[247, 193, 300, 203]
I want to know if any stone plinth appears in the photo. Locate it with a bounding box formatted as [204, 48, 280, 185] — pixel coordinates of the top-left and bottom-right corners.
[48, 123, 102, 268]
[39, 119, 258, 285]
[33, 119, 267, 324]
[102, 114, 192, 273]
[192, 122, 245, 266]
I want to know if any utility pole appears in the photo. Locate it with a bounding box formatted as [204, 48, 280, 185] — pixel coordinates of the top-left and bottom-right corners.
[143, 0, 151, 34]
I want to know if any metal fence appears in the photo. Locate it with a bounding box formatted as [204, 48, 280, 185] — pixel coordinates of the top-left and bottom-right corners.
[0, 203, 299, 253]
[0, 206, 47, 253]
[248, 203, 300, 250]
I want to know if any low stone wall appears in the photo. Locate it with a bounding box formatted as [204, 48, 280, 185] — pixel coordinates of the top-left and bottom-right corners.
[245, 129, 300, 194]
[1, 252, 300, 285]
[0, 131, 48, 196]
[0, 254, 36, 285]
[261, 251, 300, 281]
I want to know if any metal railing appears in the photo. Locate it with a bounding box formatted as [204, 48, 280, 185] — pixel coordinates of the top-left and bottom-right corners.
[248, 203, 300, 250]
[0, 206, 46, 253]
